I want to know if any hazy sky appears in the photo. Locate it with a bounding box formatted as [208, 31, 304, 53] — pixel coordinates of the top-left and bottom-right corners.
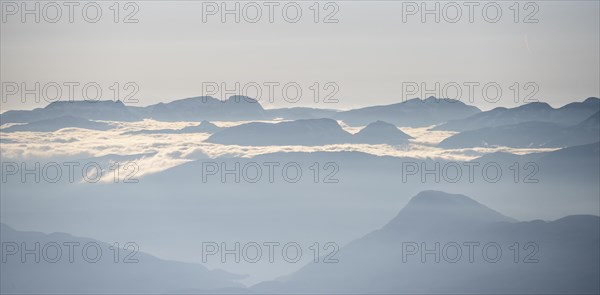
[1, 0, 599, 112]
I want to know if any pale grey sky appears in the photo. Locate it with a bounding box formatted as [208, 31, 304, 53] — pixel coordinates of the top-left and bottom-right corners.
[1, 0, 599, 111]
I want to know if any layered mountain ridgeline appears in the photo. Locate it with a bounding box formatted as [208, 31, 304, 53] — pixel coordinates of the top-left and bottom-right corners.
[333, 96, 481, 127]
[253, 191, 599, 294]
[1, 115, 113, 132]
[3, 191, 597, 294]
[0, 96, 267, 124]
[2, 97, 597, 130]
[0, 223, 244, 294]
[205, 119, 413, 146]
[0, 96, 334, 124]
[135, 96, 267, 121]
[1, 96, 480, 126]
[433, 97, 600, 132]
[438, 111, 600, 148]
[2, 144, 598, 293]
[0, 100, 142, 124]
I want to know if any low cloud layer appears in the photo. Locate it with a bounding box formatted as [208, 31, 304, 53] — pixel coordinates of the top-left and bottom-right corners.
[0, 119, 560, 181]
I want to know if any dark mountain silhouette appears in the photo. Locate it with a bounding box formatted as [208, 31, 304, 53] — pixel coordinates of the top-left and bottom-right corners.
[334, 97, 481, 127]
[2, 115, 113, 132]
[434, 97, 600, 132]
[253, 191, 599, 294]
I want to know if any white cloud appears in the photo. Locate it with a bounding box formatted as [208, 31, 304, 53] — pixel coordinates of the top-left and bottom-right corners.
[0, 119, 560, 179]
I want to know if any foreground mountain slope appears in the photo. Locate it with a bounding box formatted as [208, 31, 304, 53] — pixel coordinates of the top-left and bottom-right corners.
[2, 144, 598, 288]
[0, 223, 244, 294]
[253, 191, 599, 294]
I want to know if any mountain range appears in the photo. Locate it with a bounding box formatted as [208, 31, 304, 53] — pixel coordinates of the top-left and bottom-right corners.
[2, 97, 597, 133]
[132, 96, 267, 122]
[2, 142, 598, 290]
[433, 97, 600, 132]
[438, 111, 600, 148]
[0, 100, 141, 124]
[334, 97, 481, 127]
[3, 190, 597, 294]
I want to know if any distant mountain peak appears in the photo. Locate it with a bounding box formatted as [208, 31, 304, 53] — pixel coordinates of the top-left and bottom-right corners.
[353, 120, 413, 144]
[407, 190, 478, 206]
[384, 191, 516, 230]
[517, 101, 552, 110]
[294, 117, 342, 126]
[46, 99, 126, 108]
[433, 97, 598, 132]
[404, 96, 449, 104]
[206, 118, 352, 146]
[142, 95, 266, 121]
[192, 120, 222, 132]
[367, 120, 396, 127]
[167, 96, 218, 105]
[226, 95, 259, 104]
